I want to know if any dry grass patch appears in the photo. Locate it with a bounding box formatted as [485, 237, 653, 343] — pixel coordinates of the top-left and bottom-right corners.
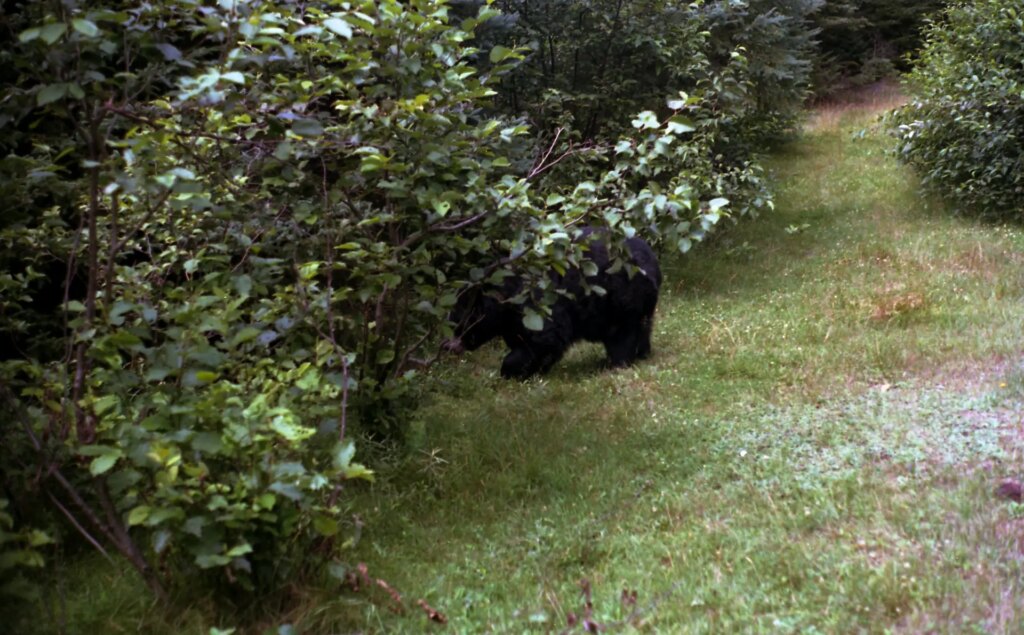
[805, 80, 907, 132]
[868, 283, 929, 323]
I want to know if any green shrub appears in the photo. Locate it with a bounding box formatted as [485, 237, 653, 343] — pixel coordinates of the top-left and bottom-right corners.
[704, 0, 822, 146]
[890, 0, 1024, 218]
[0, 498, 51, 601]
[0, 0, 773, 614]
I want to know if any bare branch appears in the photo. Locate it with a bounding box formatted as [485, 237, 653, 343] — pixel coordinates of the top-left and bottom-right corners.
[46, 491, 116, 565]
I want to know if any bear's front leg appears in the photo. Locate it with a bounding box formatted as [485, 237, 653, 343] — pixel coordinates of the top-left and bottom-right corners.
[500, 345, 564, 379]
[500, 347, 542, 379]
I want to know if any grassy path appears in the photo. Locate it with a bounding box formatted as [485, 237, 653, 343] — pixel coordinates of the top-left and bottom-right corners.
[327, 89, 1024, 634]
[52, 90, 1024, 634]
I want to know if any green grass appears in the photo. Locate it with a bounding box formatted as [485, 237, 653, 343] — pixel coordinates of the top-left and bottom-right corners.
[318, 95, 1024, 634]
[22, 92, 1024, 634]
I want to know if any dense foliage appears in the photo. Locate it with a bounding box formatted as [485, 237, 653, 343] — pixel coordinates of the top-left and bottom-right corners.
[812, 0, 947, 96]
[703, 0, 821, 144]
[488, 0, 818, 169]
[0, 0, 797, 616]
[890, 0, 1024, 217]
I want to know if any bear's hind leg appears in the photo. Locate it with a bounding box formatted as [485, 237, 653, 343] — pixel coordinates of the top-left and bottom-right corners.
[604, 328, 641, 368]
[636, 313, 654, 360]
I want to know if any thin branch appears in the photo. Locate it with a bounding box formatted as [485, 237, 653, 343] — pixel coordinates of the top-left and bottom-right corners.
[95, 479, 167, 601]
[397, 210, 491, 250]
[527, 140, 602, 180]
[530, 127, 564, 176]
[61, 205, 87, 365]
[46, 465, 120, 550]
[104, 192, 119, 301]
[73, 106, 105, 444]
[395, 327, 441, 376]
[339, 354, 350, 443]
[106, 188, 172, 258]
[45, 491, 115, 565]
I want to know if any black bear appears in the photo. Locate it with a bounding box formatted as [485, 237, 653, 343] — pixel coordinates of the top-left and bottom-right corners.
[446, 230, 661, 379]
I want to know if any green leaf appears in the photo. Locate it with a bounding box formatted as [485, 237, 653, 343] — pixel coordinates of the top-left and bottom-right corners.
[40, 23, 67, 45]
[631, 111, 659, 130]
[18, 27, 41, 43]
[191, 432, 223, 454]
[489, 45, 517, 63]
[108, 300, 134, 326]
[85, 449, 120, 478]
[324, 17, 353, 39]
[127, 506, 151, 526]
[333, 440, 356, 470]
[226, 542, 253, 558]
[667, 116, 696, 134]
[522, 309, 544, 332]
[153, 530, 172, 554]
[327, 562, 349, 581]
[28, 530, 54, 547]
[256, 493, 276, 510]
[233, 274, 252, 297]
[155, 43, 182, 61]
[89, 452, 120, 476]
[273, 141, 293, 160]
[184, 516, 208, 537]
[37, 84, 68, 106]
[313, 515, 340, 537]
[93, 394, 119, 416]
[344, 463, 375, 481]
[431, 200, 451, 217]
[220, 71, 245, 85]
[708, 197, 729, 212]
[270, 414, 314, 442]
[230, 327, 261, 348]
[292, 118, 323, 137]
[196, 554, 231, 569]
[72, 19, 99, 38]
[146, 507, 184, 526]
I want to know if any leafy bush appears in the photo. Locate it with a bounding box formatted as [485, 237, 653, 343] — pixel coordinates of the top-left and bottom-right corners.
[810, 0, 946, 97]
[0, 0, 776, 612]
[703, 0, 822, 146]
[483, 0, 780, 224]
[0, 498, 52, 600]
[890, 0, 1024, 217]
[493, 0, 711, 139]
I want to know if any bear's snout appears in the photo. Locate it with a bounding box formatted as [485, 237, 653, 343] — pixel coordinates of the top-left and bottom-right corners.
[443, 337, 465, 354]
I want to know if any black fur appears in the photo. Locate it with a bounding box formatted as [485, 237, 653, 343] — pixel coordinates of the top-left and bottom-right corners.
[449, 232, 661, 379]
